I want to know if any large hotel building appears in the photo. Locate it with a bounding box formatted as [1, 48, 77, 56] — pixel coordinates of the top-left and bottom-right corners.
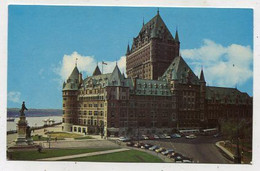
[62, 11, 252, 137]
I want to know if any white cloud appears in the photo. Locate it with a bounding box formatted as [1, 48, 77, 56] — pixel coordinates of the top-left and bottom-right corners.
[8, 91, 21, 103]
[54, 51, 126, 82]
[182, 39, 253, 87]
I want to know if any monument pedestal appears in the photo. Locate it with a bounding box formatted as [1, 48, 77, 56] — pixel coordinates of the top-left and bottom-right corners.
[8, 101, 40, 154]
[15, 115, 29, 146]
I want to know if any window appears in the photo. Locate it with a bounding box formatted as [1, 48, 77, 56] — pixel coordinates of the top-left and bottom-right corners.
[89, 111, 92, 115]
[89, 104, 92, 107]
[94, 111, 98, 115]
[94, 104, 98, 107]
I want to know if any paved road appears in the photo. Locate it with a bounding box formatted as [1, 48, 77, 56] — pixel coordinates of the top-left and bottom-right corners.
[139, 136, 233, 164]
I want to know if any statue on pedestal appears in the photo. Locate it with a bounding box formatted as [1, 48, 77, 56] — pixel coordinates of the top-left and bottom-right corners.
[19, 101, 28, 116]
[15, 101, 31, 146]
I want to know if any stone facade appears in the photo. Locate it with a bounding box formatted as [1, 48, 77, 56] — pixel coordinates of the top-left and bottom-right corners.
[62, 11, 252, 137]
[126, 11, 180, 80]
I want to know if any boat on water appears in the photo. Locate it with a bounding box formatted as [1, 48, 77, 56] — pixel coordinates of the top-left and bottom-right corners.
[7, 118, 15, 122]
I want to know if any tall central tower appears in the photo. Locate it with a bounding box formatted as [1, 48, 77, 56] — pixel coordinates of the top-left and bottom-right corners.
[126, 10, 180, 80]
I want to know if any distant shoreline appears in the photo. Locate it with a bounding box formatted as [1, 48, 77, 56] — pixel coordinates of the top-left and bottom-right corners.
[7, 108, 62, 118]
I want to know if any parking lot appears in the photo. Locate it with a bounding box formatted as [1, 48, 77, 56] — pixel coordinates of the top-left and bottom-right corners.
[124, 136, 233, 164]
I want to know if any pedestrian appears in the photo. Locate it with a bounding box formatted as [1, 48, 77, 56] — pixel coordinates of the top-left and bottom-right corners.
[38, 146, 42, 153]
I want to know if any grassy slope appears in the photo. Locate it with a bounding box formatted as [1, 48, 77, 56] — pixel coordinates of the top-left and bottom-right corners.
[65, 150, 163, 163]
[9, 148, 117, 160]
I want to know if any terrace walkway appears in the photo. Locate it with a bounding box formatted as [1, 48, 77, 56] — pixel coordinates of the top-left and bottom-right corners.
[38, 148, 130, 161]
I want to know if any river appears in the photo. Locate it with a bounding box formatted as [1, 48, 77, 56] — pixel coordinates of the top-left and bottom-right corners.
[7, 116, 62, 131]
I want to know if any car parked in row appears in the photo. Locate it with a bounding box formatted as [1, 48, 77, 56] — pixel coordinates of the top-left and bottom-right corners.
[155, 147, 166, 153]
[118, 137, 131, 142]
[185, 134, 197, 139]
[126, 141, 134, 146]
[134, 142, 144, 148]
[171, 133, 181, 138]
[149, 145, 159, 151]
[162, 149, 174, 155]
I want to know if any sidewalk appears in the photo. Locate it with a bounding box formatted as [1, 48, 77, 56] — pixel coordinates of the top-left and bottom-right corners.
[215, 141, 234, 160]
[38, 148, 129, 161]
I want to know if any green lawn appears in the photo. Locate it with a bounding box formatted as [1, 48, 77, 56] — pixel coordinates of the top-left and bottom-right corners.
[74, 136, 93, 140]
[46, 132, 82, 139]
[8, 148, 117, 161]
[65, 150, 163, 163]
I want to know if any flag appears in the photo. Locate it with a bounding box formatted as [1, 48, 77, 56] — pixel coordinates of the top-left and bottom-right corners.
[102, 61, 107, 65]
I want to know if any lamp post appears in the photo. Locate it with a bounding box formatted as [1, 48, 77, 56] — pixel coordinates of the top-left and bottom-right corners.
[48, 134, 51, 149]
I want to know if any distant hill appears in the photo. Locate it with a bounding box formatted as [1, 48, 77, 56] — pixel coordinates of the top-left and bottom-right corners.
[7, 108, 63, 117]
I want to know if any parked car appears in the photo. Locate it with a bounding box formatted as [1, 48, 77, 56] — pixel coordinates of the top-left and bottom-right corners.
[144, 144, 153, 149]
[148, 135, 155, 140]
[162, 149, 174, 155]
[158, 134, 166, 139]
[126, 141, 134, 146]
[149, 145, 159, 151]
[153, 134, 160, 139]
[182, 156, 192, 163]
[172, 153, 183, 162]
[171, 133, 181, 138]
[118, 137, 131, 142]
[164, 134, 171, 139]
[167, 152, 175, 158]
[134, 142, 144, 148]
[185, 134, 197, 139]
[213, 133, 222, 138]
[142, 135, 149, 140]
[155, 147, 166, 153]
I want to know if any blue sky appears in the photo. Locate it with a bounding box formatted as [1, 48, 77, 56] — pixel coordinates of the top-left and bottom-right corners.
[8, 6, 253, 109]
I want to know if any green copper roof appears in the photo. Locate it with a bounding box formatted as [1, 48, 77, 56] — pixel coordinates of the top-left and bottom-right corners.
[83, 73, 111, 88]
[68, 66, 79, 81]
[135, 79, 171, 96]
[206, 86, 251, 104]
[63, 66, 80, 91]
[199, 69, 205, 82]
[160, 56, 200, 85]
[140, 13, 174, 41]
[92, 65, 102, 76]
[175, 30, 179, 42]
[108, 65, 125, 86]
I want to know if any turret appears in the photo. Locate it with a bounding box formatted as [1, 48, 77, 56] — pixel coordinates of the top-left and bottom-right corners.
[62, 65, 80, 132]
[199, 68, 205, 83]
[175, 30, 180, 43]
[92, 65, 102, 76]
[126, 44, 130, 55]
[199, 68, 206, 122]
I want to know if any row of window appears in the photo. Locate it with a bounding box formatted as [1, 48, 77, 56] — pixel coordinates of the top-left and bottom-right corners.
[79, 89, 104, 95]
[78, 110, 104, 116]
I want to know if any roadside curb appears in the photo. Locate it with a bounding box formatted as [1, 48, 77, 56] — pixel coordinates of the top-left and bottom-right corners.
[215, 141, 234, 160]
